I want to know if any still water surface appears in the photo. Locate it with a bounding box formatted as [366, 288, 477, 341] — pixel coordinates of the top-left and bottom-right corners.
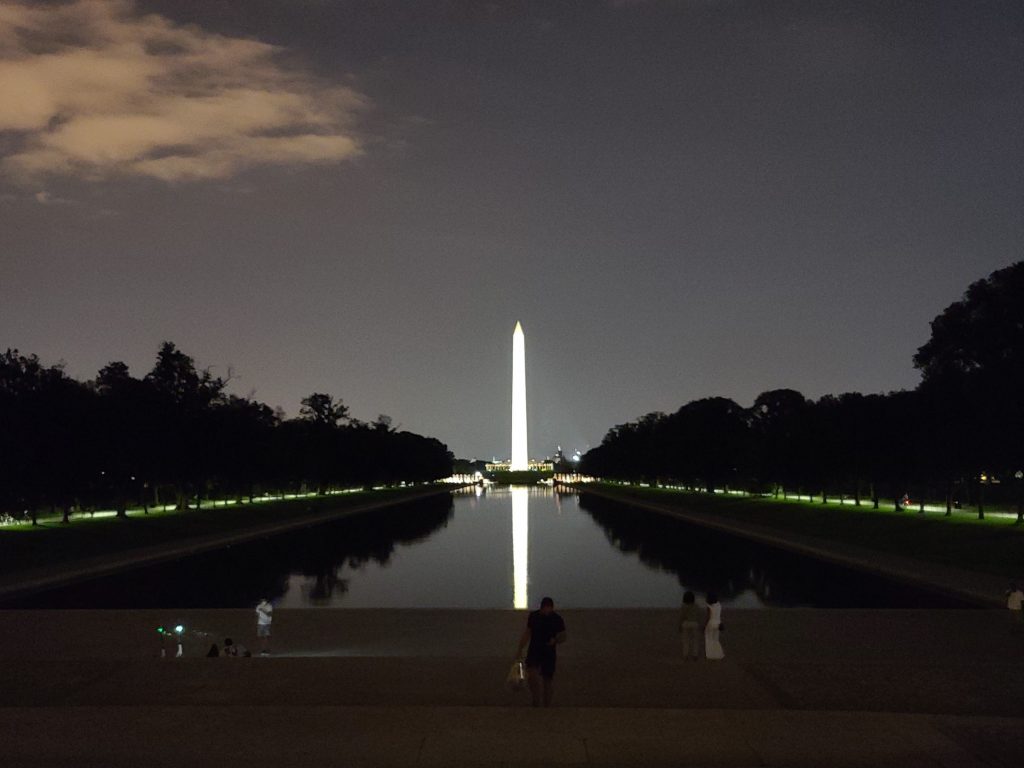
[16, 487, 968, 609]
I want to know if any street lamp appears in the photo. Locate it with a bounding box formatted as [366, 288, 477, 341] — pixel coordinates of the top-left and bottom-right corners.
[1015, 470, 1023, 524]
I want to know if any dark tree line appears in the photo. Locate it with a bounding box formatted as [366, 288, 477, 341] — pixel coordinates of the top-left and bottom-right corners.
[0, 342, 453, 523]
[582, 261, 1024, 519]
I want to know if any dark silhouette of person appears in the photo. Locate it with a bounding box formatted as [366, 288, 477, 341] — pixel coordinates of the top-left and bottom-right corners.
[678, 590, 701, 660]
[516, 596, 567, 707]
[206, 643, 219, 658]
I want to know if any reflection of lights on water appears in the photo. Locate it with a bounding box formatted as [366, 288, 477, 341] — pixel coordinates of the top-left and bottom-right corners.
[512, 486, 528, 609]
[728, 588, 767, 608]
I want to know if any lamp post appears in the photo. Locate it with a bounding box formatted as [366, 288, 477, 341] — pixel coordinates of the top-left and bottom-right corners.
[977, 473, 985, 521]
[1015, 470, 1023, 525]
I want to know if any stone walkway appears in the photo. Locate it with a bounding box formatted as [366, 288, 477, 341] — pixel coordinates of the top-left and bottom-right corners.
[1, 609, 1023, 766]
[4, 705, 1020, 767]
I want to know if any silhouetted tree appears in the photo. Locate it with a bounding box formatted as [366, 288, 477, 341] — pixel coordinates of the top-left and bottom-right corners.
[144, 342, 227, 510]
[750, 389, 810, 497]
[95, 361, 157, 516]
[0, 343, 453, 520]
[914, 260, 1024, 517]
[666, 398, 750, 492]
[299, 393, 350, 427]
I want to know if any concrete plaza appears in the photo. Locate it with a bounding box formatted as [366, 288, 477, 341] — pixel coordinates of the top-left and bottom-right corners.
[1, 608, 1022, 766]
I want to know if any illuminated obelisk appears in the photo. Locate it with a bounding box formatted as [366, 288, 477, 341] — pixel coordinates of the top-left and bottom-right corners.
[510, 321, 528, 471]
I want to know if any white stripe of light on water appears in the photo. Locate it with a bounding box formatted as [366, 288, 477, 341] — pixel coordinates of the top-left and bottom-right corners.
[512, 486, 529, 609]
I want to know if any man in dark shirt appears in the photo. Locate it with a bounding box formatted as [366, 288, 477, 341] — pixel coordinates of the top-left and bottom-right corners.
[516, 596, 567, 707]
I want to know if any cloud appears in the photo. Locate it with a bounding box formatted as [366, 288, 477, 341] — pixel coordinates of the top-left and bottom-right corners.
[0, 1, 366, 182]
[34, 190, 75, 205]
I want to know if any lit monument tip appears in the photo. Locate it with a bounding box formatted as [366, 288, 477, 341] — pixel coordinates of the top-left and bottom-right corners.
[511, 320, 528, 471]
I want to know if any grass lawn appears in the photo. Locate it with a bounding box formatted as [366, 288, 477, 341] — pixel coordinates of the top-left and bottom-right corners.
[588, 483, 1024, 579]
[0, 485, 445, 578]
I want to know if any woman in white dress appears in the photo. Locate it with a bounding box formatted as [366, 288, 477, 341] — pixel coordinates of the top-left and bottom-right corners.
[704, 592, 724, 660]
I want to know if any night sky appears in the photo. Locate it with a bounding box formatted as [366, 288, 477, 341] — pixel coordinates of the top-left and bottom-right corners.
[2, 1, 1022, 460]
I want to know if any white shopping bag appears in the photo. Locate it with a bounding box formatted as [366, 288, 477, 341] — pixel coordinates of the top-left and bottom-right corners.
[505, 660, 526, 691]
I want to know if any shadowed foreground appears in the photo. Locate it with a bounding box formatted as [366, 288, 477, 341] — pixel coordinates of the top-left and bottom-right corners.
[1, 609, 1022, 766]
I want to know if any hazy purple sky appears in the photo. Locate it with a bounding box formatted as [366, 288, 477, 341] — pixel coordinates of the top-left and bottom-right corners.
[2, 1, 1022, 460]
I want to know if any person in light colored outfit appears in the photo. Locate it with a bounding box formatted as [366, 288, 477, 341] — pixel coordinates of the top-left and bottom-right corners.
[704, 591, 724, 660]
[256, 598, 273, 655]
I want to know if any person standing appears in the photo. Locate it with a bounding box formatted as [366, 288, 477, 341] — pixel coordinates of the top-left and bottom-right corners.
[678, 590, 701, 660]
[516, 596, 567, 707]
[256, 597, 273, 655]
[1006, 582, 1023, 626]
[704, 591, 724, 661]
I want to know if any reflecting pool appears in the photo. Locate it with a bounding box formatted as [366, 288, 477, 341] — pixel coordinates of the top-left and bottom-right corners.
[10, 487, 972, 609]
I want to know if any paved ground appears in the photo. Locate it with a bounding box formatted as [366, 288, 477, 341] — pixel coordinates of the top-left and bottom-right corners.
[2, 608, 1023, 766]
[4, 705, 1021, 767]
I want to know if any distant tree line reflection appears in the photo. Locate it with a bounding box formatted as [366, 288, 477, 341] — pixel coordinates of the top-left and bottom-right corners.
[13, 492, 455, 609]
[581, 262, 1024, 519]
[0, 341, 453, 523]
[577, 492, 971, 608]
[578, 492, 776, 603]
[294, 492, 455, 605]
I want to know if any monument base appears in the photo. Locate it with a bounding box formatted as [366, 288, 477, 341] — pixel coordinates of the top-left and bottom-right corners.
[488, 470, 554, 485]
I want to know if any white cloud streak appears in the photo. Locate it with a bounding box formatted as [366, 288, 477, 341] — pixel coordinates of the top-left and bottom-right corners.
[0, 1, 366, 182]
[34, 190, 75, 205]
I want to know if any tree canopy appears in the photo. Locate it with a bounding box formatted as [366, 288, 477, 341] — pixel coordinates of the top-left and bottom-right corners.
[0, 343, 453, 523]
[582, 261, 1024, 516]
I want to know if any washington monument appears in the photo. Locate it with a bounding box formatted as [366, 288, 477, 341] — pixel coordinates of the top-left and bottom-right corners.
[511, 321, 528, 470]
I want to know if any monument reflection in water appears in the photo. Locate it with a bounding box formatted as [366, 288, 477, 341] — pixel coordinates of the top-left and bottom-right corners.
[512, 486, 529, 608]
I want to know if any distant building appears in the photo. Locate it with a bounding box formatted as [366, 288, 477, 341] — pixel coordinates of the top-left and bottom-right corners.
[486, 459, 554, 473]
